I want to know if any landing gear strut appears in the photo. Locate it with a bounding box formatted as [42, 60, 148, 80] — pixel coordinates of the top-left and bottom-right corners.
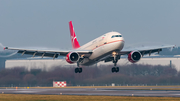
[111, 60, 119, 73]
[75, 62, 82, 73]
[111, 52, 120, 73]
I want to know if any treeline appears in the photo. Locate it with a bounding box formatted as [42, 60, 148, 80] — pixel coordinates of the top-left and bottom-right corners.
[0, 64, 180, 87]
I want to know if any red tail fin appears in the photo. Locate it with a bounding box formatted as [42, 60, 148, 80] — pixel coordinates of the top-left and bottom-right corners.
[69, 21, 80, 49]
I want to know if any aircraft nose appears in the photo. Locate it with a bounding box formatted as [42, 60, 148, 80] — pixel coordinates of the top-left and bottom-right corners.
[120, 36, 125, 44]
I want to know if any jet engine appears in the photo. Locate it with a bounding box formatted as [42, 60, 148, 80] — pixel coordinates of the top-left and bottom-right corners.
[66, 52, 79, 64]
[128, 51, 142, 63]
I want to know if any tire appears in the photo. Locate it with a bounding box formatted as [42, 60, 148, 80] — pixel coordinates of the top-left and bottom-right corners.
[75, 68, 79, 73]
[79, 68, 82, 73]
[111, 67, 115, 73]
[116, 67, 119, 72]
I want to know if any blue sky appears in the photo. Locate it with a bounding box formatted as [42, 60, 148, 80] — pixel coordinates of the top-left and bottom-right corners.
[0, 0, 179, 49]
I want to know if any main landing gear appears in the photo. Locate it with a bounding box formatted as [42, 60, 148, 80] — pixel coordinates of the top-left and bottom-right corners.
[75, 68, 82, 73]
[112, 67, 119, 73]
[111, 52, 120, 73]
[75, 62, 82, 73]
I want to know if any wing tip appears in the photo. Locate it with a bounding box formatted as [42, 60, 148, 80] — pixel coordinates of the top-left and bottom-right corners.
[173, 45, 176, 48]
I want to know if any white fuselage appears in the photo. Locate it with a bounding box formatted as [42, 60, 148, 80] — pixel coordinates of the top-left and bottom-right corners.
[78, 32, 124, 66]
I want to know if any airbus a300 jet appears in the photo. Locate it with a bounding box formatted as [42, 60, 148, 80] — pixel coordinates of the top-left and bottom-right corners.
[4, 21, 175, 73]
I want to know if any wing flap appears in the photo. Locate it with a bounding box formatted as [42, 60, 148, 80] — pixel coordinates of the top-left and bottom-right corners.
[17, 50, 59, 58]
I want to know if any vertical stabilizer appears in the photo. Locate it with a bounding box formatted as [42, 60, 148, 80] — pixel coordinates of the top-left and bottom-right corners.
[69, 21, 80, 49]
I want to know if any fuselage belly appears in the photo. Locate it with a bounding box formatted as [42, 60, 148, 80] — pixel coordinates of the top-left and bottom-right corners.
[79, 32, 124, 66]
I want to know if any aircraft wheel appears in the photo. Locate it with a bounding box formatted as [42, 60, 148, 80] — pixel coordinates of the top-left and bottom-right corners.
[75, 68, 82, 73]
[79, 68, 82, 73]
[111, 67, 115, 73]
[116, 67, 119, 72]
[75, 68, 79, 73]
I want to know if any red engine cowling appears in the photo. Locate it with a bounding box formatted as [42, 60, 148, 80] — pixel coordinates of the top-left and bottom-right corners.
[66, 52, 79, 64]
[128, 51, 142, 63]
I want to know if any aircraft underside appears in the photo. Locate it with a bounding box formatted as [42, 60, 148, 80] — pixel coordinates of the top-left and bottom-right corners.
[74, 51, 121, 73]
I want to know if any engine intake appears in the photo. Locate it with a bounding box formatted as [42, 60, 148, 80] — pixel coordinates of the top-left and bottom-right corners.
[128, 51, 141, 63]
[66, 52, 79, 64]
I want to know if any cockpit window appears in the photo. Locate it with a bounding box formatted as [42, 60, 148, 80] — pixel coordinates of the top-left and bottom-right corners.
[111, 35, 122, 38]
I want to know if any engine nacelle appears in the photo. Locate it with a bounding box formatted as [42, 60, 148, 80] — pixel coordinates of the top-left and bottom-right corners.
[66, 52, 79, 64]
[128, 51, 142, 63]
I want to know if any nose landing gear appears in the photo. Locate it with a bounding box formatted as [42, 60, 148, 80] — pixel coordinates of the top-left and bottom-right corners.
[111, 52, 120, 73]
[111, 60, 119, 73]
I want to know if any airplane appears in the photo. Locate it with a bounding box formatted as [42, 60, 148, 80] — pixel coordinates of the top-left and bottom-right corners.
[4, 21, 175, 73]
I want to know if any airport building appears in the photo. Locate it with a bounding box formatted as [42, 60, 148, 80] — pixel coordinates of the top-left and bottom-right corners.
[5, 57, 180, 71]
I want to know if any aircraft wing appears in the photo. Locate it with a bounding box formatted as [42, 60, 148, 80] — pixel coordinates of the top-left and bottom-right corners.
[119, 45, 175, 56]
[4, 47, 93, 59]
[103, 45, 175, 62]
